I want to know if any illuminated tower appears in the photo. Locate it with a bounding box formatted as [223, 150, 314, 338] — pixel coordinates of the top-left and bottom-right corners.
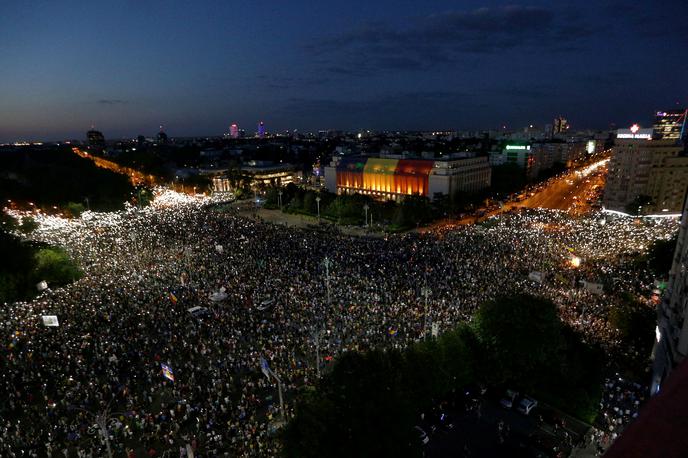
[157, 125, 168, 144]
[230, 123, 239, 139]
[552, 116, 569, 135]
[86, 126, 105, 148]
[258, 121, 266, 138]
[653, 109, 687, 142]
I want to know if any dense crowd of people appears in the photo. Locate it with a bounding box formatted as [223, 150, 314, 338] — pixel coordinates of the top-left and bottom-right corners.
[0, 191, 678, 456]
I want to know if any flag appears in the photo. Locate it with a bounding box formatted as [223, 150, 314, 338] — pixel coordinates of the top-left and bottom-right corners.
[260, 356, 271, 379]
[388, 327, 398, 336]
[169, 292, 178, 304]
[161, 363, 175, 382]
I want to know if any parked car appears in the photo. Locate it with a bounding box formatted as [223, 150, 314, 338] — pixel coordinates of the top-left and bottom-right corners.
[517, 396, 538, 415]
[500, 389, 519, 409]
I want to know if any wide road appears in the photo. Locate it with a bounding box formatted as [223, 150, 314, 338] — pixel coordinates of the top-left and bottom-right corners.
[518, 158, 608, 215]
[424, 158, 609, 231]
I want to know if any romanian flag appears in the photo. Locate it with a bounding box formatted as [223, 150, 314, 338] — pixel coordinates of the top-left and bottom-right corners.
[169, 292, 178, 304]
[388, 327, 398, 336]
[161, 363, 175, 382]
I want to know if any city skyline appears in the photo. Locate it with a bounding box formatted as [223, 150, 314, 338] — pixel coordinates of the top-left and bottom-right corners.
[2, 0, 687, 142]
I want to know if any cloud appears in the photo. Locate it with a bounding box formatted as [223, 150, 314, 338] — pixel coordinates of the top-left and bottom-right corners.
[283, 91, 469, 113]
[602, 0, 688, 39]
[97, 99, 127, 105]
[256, 75, 331, 90]
[307, 6, 598, 76]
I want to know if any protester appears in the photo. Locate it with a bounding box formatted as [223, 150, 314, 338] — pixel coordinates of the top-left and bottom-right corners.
[0, 191, 676, 456]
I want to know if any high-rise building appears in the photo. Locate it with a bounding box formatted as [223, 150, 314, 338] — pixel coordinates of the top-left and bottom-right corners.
[653, 190, 688, 394]
[653, 109, 687, 142]
[230, 123, 239, 139]
[157, 126, 168, 145]
[86, 128, 105, 148]
[257, 121, 266, 138]
[603, 124, 688, 214]
[553, 116, 569, 135]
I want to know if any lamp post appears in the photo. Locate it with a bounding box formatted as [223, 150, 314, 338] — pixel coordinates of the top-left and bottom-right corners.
[68, 401, 124, 458]
[313, 329, 322, 378]
[278, 190, 283, 210]
[316, 196, 321, 221]
[422, 286, 431, 339]
[363, 204, 369, 227]
[323, 256, 332, 307]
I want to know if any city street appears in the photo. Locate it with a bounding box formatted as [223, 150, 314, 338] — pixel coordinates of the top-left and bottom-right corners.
[518, 159, 609, 215]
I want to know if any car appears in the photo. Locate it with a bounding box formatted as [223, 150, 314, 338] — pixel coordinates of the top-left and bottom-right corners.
[414, 426, 430, 445]
[517, 396, 538, 415]
[500, 389, 519, 409]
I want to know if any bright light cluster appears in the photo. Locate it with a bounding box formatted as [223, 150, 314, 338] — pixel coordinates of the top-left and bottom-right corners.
[575, 158, 610, 178]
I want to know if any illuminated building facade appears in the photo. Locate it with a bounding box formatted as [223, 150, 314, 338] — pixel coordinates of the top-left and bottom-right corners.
[653, 109, 687, 142]
[604, 125, 688, 213]
[553, 116, 569, 135]
[86, 129, 105, 148]
[490, 144, 537, 178]
[257, 121, 266, 138]
[324, 155, 490, 200]
[230, 123, 239, 139]
[241, 161, 296, 188]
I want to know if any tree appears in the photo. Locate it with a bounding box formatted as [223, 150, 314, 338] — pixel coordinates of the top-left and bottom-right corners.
[65, 202, 86, 218]
[491, 163, 526, 194]
[625, 194, 653, 216]
[473, 293, 603, 421]
[473, 294, 565, 387]
[18, 216, 39, 234]
[34, 247, 82, 285]
[647, 235, 677, 277]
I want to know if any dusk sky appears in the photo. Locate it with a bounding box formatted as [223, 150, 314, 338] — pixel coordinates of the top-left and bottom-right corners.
[2, 0, 687, 142]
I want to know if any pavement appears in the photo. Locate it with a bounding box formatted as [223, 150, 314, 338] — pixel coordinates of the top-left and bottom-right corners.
[426, 397, 591, 458]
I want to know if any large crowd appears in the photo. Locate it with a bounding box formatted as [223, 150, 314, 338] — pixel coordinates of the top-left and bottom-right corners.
[0, 191, 679, 457]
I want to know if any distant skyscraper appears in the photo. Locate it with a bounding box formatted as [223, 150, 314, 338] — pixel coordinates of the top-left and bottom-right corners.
[157, 126, 168, 144]
[258, 121, 266, 138]
[86, 128, 105, 148]
[230, 123, 239, 139]
[552, 116, 569, 135]
[653, 109, 687, 142]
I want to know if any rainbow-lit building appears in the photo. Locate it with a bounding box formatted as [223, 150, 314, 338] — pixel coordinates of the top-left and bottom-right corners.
[324, 154, 490, 201]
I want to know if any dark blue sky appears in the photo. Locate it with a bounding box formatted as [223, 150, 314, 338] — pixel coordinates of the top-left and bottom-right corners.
[1, 0, 687, 141]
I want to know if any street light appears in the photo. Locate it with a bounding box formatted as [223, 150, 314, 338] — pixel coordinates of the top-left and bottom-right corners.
[570, 256, 581, 268]
[421, 286, 431, 339]
[68, 401, 124, 458]
[363, 204, 369, 227]
[316, 196, 321, 221]
[278, 190, 283, 210]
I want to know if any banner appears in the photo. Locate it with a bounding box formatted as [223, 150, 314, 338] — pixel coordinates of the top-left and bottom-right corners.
[528, 271, 544, 284]
[256, 298, 275, 311]
[42, 315, 59, 327]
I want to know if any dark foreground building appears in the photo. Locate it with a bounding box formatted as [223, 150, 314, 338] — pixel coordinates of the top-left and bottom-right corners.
[605, 359, 688, 458]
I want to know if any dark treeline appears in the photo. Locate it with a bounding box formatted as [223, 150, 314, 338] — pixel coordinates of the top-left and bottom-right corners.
[0, 146, 136, 212]
[283, 294, 604, 457]
[0, 214, 82, 303]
